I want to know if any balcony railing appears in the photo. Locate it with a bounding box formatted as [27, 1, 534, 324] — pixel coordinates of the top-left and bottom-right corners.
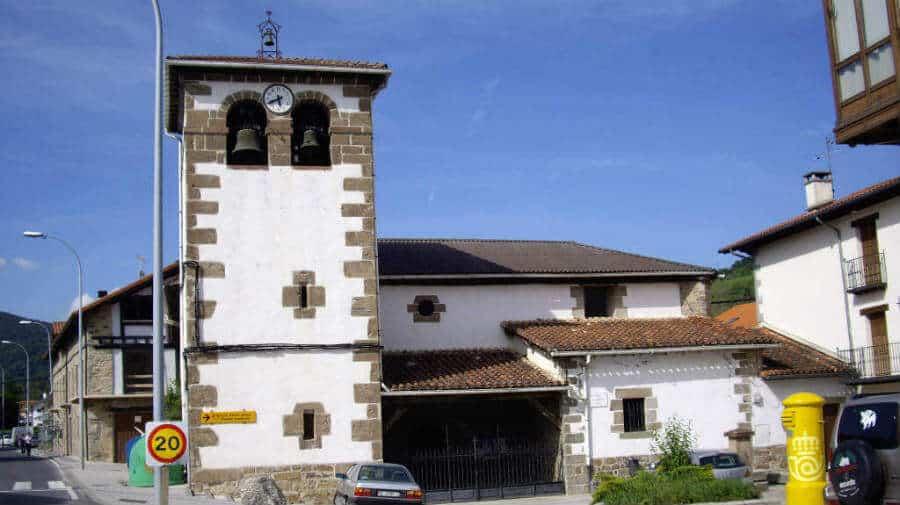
[838, 342, 900, 378]
[845, 252, 887, 293]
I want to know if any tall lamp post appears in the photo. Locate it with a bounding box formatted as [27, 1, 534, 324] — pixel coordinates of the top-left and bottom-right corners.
[23, 231, 85, 469]
[19, 321, 52, 400]
[1, 365, 5, 433]
[1, 340, 29, 428]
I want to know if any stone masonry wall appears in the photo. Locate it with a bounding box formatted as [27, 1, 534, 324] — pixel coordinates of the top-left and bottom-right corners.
[679, 280, 710, 316]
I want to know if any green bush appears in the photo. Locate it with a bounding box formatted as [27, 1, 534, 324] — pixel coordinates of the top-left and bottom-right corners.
[650, 416, 696, 474]
[591, 469, 758, 505]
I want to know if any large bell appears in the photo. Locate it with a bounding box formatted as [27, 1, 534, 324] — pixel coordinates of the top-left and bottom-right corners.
[263, 30, 275, 47]
[298, 128, 321, 160]
[232, 128, 263, 155]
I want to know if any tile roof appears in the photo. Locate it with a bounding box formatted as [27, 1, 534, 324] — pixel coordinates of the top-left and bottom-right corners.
[759, 328, 854, 379]
[382, 349, 564, 392]
[51, 321, 66, 337]
[167, 55, 389, 70]
[54, 262, 179, 345]
[502, 317, 777, 354]
[715, 303, 758, 329]
[377, 239, 714, 277]
[720, 176, 900, 253]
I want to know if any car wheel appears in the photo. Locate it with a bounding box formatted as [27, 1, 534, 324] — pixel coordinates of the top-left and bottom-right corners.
[829, 439, 884, 505]
[333, 494, 345, 505]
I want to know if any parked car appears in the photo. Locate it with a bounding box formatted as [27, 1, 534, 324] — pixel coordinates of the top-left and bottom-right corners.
[0, 433, 11, 446]
[827, 393, 900, 505]
[334, 463, 423, 505]
[690, 451, 749, 480]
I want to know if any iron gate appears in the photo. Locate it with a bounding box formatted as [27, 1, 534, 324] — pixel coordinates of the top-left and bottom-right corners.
[406, 439, 564, 503]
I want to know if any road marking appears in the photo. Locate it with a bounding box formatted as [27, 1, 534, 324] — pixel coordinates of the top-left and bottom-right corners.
[13, 481, 32, 491]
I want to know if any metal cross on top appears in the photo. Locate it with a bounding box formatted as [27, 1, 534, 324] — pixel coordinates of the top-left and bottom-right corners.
[257, 10, 282, 59]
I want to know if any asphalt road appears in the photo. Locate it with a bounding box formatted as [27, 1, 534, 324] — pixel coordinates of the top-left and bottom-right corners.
[0, 446, 95, 505]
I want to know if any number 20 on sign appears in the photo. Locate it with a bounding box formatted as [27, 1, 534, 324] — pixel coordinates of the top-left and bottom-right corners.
[145, 421, 188, 467]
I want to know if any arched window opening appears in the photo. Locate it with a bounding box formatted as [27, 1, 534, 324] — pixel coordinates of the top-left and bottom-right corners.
[291, 101, 330, 166]
[226, 100, 268, 165]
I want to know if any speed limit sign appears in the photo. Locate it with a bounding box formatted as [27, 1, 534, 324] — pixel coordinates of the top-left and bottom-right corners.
[145, 421, 188, 466]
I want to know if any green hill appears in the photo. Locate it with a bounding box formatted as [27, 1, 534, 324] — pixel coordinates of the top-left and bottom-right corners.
[0, 311, 52, 427]
[710, 257, 755, 316]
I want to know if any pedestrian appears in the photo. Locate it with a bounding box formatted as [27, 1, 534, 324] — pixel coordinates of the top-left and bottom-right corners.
[17, 434, 24, 454]
[23, 433, 32, 457]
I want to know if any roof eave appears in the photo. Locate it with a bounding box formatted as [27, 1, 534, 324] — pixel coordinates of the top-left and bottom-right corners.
[380, 271, 715, 281]
[381, 385, 570, 396]
[548, 343, 780, 357]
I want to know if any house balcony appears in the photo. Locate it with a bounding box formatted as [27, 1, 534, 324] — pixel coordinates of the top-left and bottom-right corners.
[846, 252, 887, 294]
[839, 343, 900, 379]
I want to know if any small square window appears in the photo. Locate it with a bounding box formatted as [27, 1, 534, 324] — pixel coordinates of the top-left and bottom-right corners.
[584, 287, 609, 317]
[302, 411, 315, 441]
[623, 398, 646, 433]
[298, 285, 309, 309]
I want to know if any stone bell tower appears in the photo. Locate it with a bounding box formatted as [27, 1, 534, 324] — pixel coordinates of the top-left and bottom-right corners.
[165, 16, 389, 502]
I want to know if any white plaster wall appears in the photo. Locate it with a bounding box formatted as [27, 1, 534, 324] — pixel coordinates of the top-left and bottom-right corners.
[587, 351, 743, 458]
[380, 282, 688, 351]
[112, 349, 124, 395]
[623, 283, 682, 318]
[196, 351, 373, 467]
[754, 197, 900, 354]
[380, 285, 572, 351]
[191, 82, 368, 346]
[751, 377, 852, 448]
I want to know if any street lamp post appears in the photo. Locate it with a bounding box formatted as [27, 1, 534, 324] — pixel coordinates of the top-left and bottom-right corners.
[1, 365, 5, 433]
[19, 321, 52, 400]
[23, 231, 85, 469]
[1, 340, 29, 428]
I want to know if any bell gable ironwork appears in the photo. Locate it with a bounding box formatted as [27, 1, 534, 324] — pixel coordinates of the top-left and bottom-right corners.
[257, 10, 282, 59]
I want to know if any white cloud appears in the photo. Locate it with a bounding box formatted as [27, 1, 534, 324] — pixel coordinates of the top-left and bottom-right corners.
[12, 257, 38, 270]
[0, 257, 6, 268]
[68, 293, 95, 315]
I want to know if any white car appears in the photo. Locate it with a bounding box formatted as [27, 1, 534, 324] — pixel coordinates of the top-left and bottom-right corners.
[1, 434, 12, 446]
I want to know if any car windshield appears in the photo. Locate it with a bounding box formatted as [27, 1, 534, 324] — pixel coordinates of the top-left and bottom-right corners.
[698, 454, 744, 468]
[358, 465, 413, 483]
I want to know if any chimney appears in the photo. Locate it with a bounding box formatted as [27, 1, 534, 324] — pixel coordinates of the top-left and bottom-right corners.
[97, 290, 108, 298]
[803, 171, 834, 210]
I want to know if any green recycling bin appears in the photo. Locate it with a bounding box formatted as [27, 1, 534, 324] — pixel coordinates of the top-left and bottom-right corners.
[128, 436, 186, 487]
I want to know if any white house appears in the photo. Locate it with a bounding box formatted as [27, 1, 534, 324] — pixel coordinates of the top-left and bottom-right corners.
[720, 172, 900, 470]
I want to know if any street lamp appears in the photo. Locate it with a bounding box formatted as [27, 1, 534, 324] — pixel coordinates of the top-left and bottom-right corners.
[19, 321, 52, 400]
[23, 230, 86, 469]
[1, 340, 29, 429]
[1, 365, 5, 433]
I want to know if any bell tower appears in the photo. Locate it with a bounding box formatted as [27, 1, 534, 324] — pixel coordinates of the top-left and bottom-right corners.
[165, 17, 389, 501]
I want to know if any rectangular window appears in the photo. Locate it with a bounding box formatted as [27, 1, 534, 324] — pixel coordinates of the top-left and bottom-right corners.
[298, 285, 309, 309]
[302, 411, 315, 440]
[833, 0, 861, 60]
[839, 60, 866, 99]
[584, 287, 609, 318]
[861, 0, 890, 46]
[123, 348, 152, 394]
[623, 398, 646, 432]
[120, 296, 153, 322]
[867, 43, 896, 85]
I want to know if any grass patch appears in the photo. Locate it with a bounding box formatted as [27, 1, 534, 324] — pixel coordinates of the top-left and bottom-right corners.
[592, 467, 758, 505]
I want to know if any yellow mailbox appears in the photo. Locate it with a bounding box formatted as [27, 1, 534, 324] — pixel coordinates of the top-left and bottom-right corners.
[781, 392, 826, 505]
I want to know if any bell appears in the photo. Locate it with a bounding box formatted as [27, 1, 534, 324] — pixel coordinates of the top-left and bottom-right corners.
[298, 128, 321, 160]
[232, 128, 263, 155]
[263, 31, 275, 47]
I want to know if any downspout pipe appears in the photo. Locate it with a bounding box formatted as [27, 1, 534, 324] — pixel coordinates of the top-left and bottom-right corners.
[816, 216, 855, 351]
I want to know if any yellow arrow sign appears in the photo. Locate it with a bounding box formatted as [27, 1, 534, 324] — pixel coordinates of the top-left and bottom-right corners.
[199, 410, 257, 425]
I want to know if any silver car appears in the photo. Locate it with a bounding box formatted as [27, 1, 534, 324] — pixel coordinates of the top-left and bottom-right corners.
[334, 463, 424, 505]
[690, 451, 749, 480]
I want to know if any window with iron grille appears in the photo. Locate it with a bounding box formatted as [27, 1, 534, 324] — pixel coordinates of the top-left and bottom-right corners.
[623, 398, 646, 432]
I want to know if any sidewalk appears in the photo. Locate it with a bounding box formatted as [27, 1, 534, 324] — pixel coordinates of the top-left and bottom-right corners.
[46, 452, 227, 505]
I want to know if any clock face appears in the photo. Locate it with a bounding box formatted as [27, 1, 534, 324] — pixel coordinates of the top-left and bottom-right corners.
[262, 84, 294, 115]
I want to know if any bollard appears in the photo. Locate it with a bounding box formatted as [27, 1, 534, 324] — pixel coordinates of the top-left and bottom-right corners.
[781, 392, 826, 505]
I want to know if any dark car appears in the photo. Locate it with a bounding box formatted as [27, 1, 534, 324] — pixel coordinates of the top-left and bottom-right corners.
[827, 393, 900, 505]
[334, 463, 424, 505]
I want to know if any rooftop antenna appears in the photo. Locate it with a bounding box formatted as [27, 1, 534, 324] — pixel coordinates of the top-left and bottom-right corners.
[137, 255, 146, 277]
[257, 10, 282, 59]
[814, 136, 835, 172]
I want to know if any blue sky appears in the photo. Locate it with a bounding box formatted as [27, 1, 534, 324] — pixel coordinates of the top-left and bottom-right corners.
[1, 1, 897, 322]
